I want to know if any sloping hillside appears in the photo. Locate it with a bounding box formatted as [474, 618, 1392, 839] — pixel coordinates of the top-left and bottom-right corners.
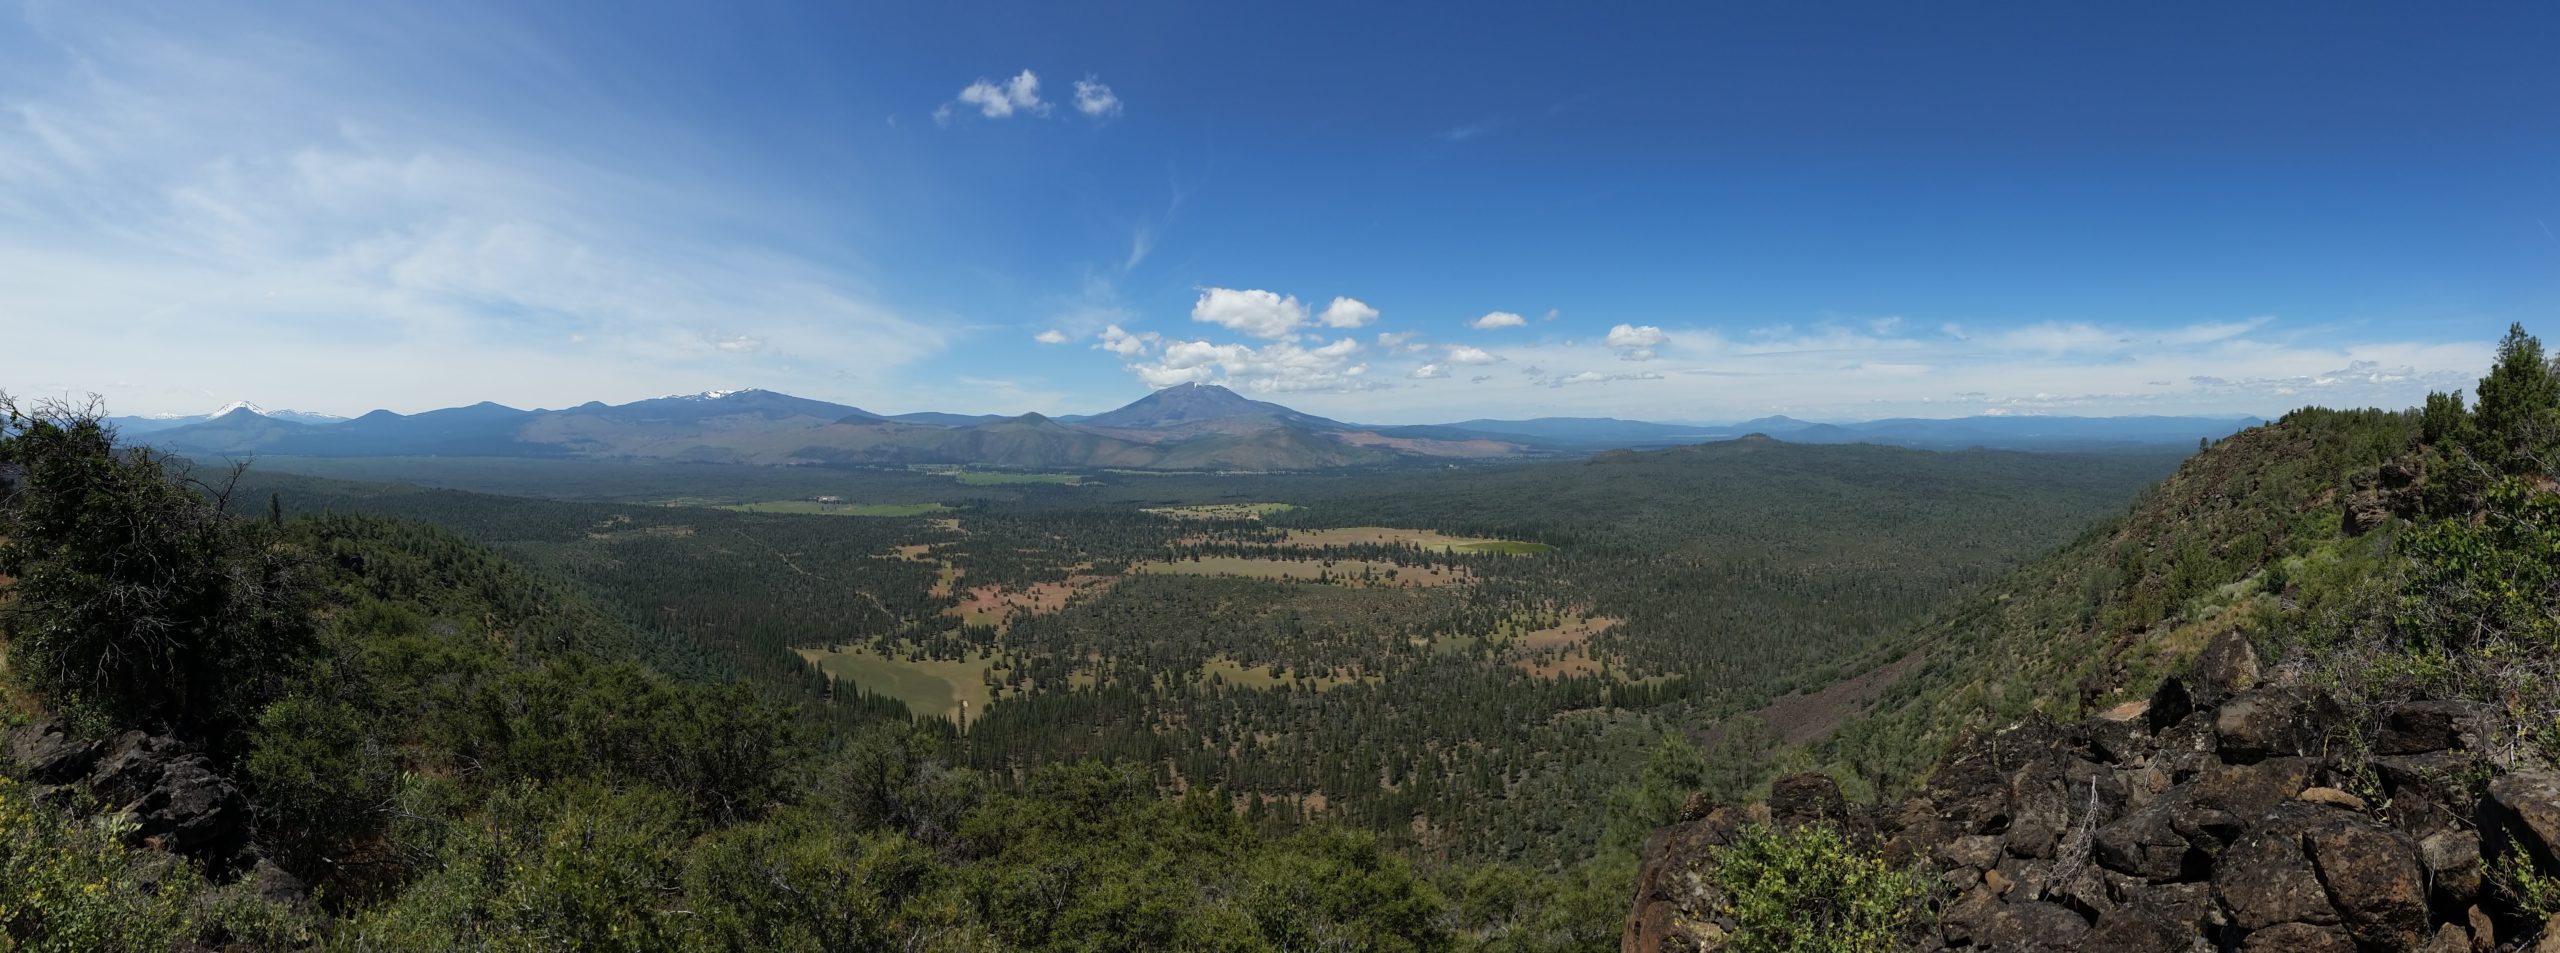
[1813, 407, 2419, 788]
[1627, 327, 2560, 953]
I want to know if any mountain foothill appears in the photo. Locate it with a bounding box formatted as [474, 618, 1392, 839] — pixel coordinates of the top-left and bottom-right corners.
[118, 381, 2261, 469]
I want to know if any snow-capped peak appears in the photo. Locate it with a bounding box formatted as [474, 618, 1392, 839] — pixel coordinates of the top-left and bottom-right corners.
[135, 401, 347, 423]
[664, 388, 761, 401]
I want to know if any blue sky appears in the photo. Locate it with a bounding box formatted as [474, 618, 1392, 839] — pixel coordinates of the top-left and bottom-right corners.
[2, 1, 2552, 423]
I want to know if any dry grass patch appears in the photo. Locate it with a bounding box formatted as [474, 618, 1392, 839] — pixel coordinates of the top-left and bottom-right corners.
[1278, 526, 1548, 554]
[1142, 502, 1298, 520]
[945, 574, 1116, 629]
[1134, 557, 1467, 588]
[1501, 614, 1625, 679]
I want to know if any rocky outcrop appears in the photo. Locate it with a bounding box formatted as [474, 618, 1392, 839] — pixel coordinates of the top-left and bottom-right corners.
[2344, 459, 2426, 536]
[3, 718, 257, 879]
[1626, 631, 2551, 952]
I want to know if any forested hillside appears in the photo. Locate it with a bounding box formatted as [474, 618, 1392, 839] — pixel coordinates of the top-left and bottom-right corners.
[1816, 404, 2422, 788]
[0, 386, 2180, 949]
[0, 396, 1555, 950]
[1627, 324, 2560, 952]
[223, 435, 2173, 869]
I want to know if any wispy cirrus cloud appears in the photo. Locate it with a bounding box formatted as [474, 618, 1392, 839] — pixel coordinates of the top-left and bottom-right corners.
[0, 3, 946, 416]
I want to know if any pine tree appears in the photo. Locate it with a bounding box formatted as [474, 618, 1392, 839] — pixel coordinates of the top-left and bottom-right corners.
[2468, 323, 2560, 474]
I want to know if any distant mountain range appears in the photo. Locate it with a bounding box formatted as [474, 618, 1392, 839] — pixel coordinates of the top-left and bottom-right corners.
[121, 384, 2262, 470]
[107, 401, 349, 433]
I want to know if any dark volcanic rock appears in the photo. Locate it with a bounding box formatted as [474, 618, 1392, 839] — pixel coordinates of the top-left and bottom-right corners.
[2188, 630, 2260, 706]
[2096, 795, 2209, 882]
[3, 719, 103, 784]
[2192, 757, 2313, 818]
[2214, 804, 2345, 933]
[2419, 922, 2472, 953]
[2240, 921, 2356, 952]
[2301, 809, 2428, 949]
[2375, 700, 2492, 756]
[1, 720, 255, 879]
[1622, 808, 1746, 953]
[1937, 885, 2005, 947]
[2083, 906, 2201, 953]
[1626, 659, 2542, 952]
[1766, 772, 1848, 831]
[2373, 750, 2485, 841]
[1978, 900, 2090, 950]
[2146, 676, 2197, 734]
[2214, 689, 2341, 764]
[2419, 830, 2485, 914]
[2484, 772, 2560, 873]
[2088, 704, 2154, 765]
[85, 731, 254, 876]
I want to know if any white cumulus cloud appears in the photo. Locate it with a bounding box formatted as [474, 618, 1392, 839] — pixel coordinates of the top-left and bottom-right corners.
[1073, 77, 1122, 117]
[1606, 324, 1668, 361]
[1128, 337, 1376, 393]
[1471, 311, 1527, 330]
[1097, 324, 1158, 357]
[1409, 363, 1448, 380]
[1376, 331, 1429, 355]
[1319, 296, 1379, 329]
[1034, 329, 1069, 345]
[1447, 345, 1502, 365]
[1605, 324, 1668, 349]
[1192, 287, 1311, 340]
[956, 70, 1048, 119]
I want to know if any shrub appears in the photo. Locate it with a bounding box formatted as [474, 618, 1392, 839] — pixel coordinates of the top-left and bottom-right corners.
[0, 394, 317, 734]
[2490, 841, 2560, 924]
[2399, 477, 2560, 652]
[0, 776, 200, 951]
[1711, 823, 1932, 953]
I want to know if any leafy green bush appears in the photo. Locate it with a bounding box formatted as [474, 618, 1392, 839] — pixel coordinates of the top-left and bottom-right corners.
[680, 810, 961, 952]
[0, 775, 309, 951]
[0, 395, 317, 734]
[0, 776, 201, 952]
[2401, 477, 2560, 652]
[2490, 841, 2560, 924]
[1711, 823, 1931, 953]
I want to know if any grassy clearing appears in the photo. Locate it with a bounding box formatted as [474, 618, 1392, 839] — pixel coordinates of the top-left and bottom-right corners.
[1142, 502, 1298, 520]
[1134, 557, 1467, 587]
[1277, 526, 1550, 554]
[1455, 539, 1551, 555]
[945, 575, 1114, 629]
[1494, 614, 1623, 679]
[719, 501, 952, 517]
[796, 646, 994, 721]
[1506, 615, 1618, 651]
